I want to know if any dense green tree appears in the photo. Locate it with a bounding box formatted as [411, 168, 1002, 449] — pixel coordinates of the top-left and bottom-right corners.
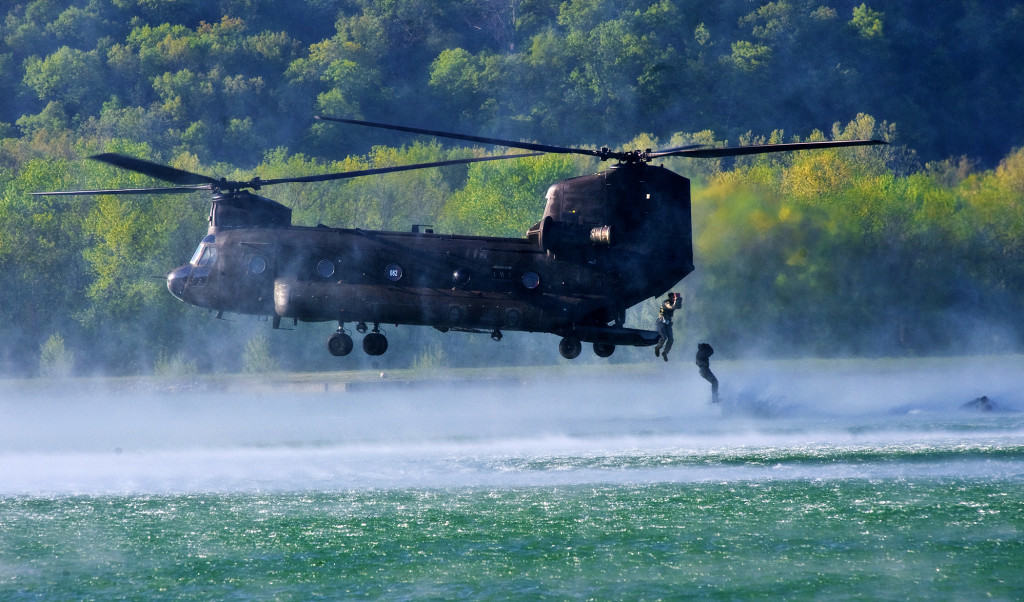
[3, 0, 1022, 164]
[0, 155, 90, 374]
[440, 153, 587, 236]
[23, 46, 107, 117]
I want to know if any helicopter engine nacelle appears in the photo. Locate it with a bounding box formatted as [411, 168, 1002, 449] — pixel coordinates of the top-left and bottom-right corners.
[532, 163, 693, 303]
[538, 217, 614, 254]
[536, 163, 690, 254]
[589, 225, 613, 245]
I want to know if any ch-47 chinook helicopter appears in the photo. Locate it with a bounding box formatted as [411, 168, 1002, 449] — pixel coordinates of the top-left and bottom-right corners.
[35, 117, 883, 359]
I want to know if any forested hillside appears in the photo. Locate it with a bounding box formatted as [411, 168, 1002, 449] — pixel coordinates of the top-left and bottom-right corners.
[1, 0, 1022, 376]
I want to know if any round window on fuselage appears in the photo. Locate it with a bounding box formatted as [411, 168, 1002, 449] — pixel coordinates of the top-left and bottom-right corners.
[316, 259, 336, 278]
[249, 255, 267, 275]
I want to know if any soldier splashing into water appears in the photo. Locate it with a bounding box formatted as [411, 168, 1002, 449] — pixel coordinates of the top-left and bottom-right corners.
[653, 292, 681, 361]
[696, 342, 719, 403]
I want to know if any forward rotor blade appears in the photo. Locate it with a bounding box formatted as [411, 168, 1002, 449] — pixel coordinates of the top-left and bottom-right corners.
[90, 153, 220, 186]
[32, 185, 212, 196]
[665, 139, 886, 159]
[258, 152, 543, 186]
[316, 115, 610, 159]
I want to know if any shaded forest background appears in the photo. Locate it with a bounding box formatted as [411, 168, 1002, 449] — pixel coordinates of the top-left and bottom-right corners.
[1, 0, 1022, 376]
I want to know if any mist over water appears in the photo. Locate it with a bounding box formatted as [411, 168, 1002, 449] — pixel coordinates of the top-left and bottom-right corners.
[2, 357, 1021, 496]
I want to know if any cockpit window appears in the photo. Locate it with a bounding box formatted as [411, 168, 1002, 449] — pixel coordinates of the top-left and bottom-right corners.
[190, 244, 217, 267]
[199, 246, 217, 267]
[189, 235, 217, 265]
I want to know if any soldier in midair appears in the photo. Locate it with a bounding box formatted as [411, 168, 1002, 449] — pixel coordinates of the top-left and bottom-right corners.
[653, 292, 681, 361]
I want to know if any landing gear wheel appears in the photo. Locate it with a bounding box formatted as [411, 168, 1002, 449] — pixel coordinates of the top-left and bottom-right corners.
[558, 336, 582, 359]
[593, 342, 615, 358]
[327, 331, 354, 356]
[363, 332, 388, 356]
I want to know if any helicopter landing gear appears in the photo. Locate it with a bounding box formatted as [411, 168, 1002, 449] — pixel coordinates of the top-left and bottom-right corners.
[327, 329, 354, 357]
[558, 336, 582, 359]
[593, 342, 615, 358]
[362, 323, 388, 356]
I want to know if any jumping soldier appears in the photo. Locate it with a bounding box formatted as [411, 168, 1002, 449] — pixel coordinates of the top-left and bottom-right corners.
[696, 342, 719, 403]
[653, 292, 681, 361]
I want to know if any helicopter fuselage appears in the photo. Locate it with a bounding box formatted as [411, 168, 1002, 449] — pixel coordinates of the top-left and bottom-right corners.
[172, 226, 613, 329]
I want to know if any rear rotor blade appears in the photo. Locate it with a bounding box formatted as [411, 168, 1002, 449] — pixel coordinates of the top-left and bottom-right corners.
[316, 115, 613, 160]
[90, 153, 220, 186]
[665, 139, 886, 159]
[316, 116, 883, 163]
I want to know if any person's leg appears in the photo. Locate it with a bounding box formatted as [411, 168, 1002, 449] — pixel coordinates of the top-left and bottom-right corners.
[654, 322, 668, 356]
[700, 366, 719, 402]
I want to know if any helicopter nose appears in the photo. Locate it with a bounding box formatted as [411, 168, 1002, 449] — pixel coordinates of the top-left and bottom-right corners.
[166, 265, 191, 301]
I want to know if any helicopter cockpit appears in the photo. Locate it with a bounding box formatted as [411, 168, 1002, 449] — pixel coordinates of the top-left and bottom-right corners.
[167, 235, 217, 302]
[189, 234, 218, 267]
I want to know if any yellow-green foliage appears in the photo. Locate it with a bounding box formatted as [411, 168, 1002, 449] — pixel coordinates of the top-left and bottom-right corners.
[242, 334, 278, 374]
[686, 132, 1024, 354]
[38, 332, 74, 378]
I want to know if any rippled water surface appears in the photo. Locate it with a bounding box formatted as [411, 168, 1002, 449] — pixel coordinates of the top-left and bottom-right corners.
[2, 358, 1022, 599]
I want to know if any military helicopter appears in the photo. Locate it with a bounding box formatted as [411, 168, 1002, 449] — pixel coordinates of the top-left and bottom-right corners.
[35, 118, 883, 359]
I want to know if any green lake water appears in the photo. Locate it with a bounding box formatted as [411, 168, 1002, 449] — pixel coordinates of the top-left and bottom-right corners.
[3, 481, 1023, 600]
[2, 359, 1022, 599]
